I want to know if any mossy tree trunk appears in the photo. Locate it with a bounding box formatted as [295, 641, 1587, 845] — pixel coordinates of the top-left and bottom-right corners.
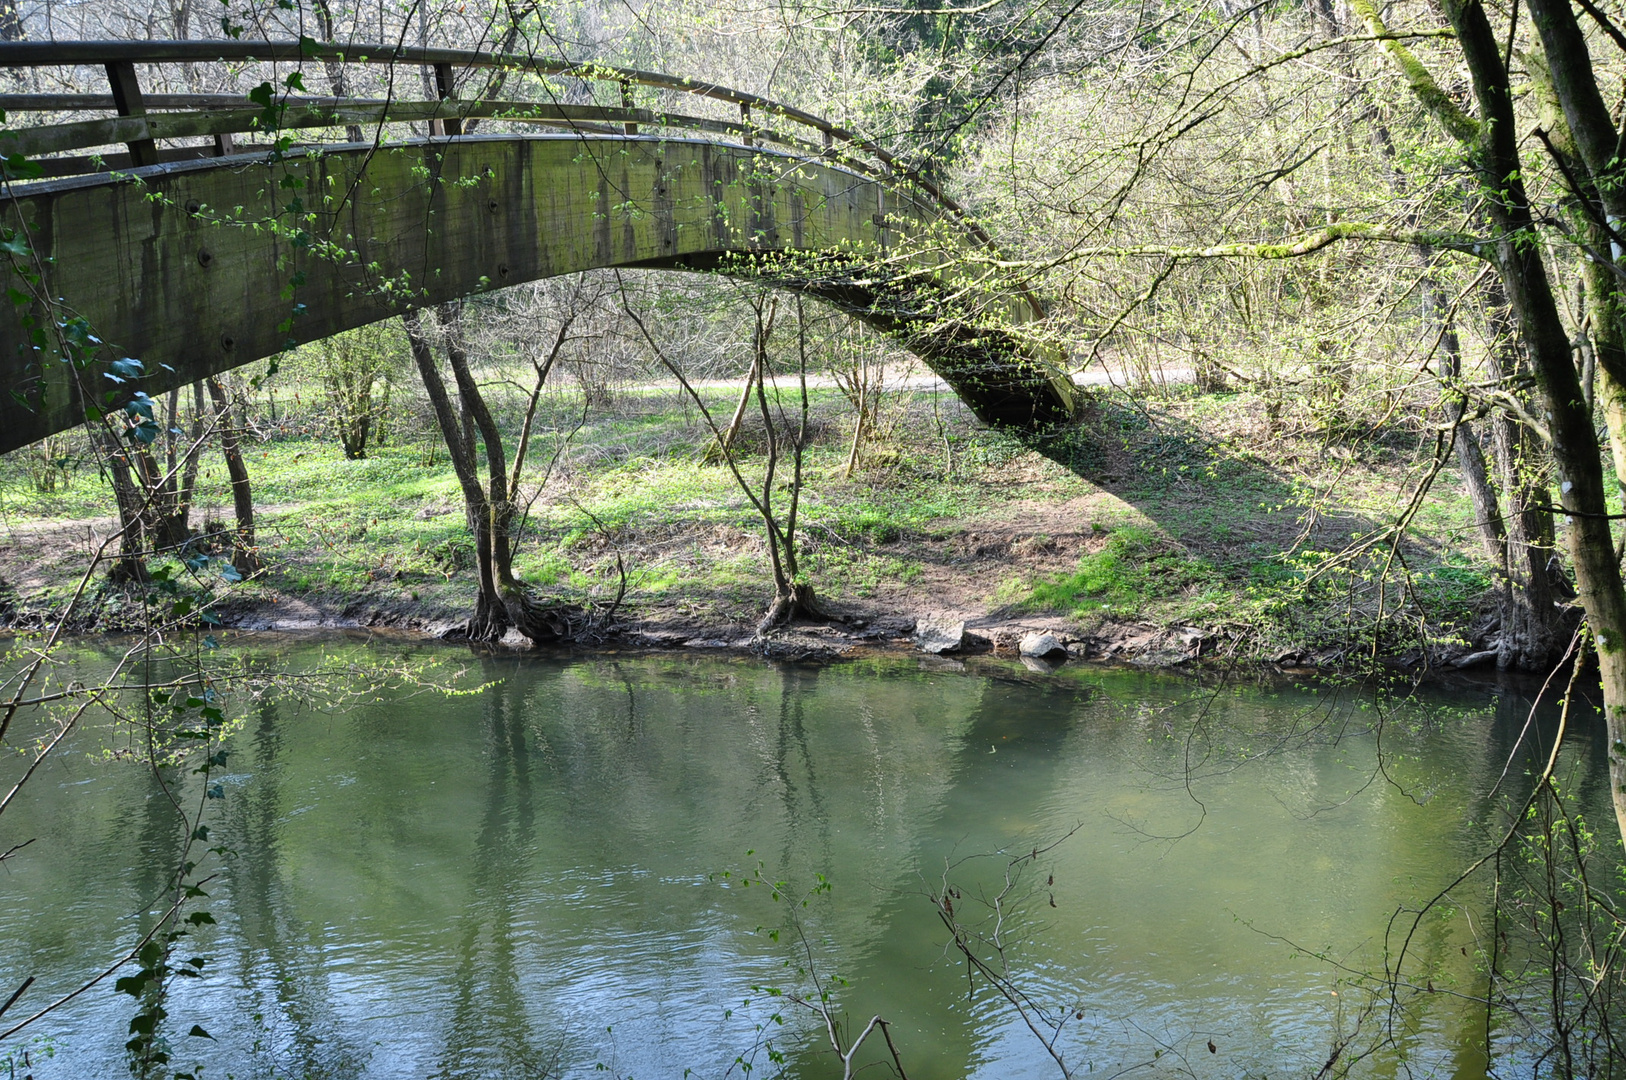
[100, 382, 206, 582]
[403, 304, 581, 644]
[205, 376, 261, 576]
[1431, 0, 1626, 845]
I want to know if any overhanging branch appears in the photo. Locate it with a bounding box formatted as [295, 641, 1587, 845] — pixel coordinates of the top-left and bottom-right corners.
[1066, 223, 1484, 261]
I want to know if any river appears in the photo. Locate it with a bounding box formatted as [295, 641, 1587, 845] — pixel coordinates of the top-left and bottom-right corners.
[0, 641, 1611, 1078]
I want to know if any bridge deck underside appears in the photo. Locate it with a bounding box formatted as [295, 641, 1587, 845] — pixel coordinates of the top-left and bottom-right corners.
[0, 133, 1073, 453]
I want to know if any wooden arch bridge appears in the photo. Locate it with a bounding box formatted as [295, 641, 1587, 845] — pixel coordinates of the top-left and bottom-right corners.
[0, 40, 1077, 454]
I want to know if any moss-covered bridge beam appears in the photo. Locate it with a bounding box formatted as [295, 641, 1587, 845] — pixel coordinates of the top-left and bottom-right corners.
[0, 133, 1075, 454]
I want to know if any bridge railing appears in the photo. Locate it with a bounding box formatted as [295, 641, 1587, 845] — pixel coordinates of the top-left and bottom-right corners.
[0, 39, 996, 249]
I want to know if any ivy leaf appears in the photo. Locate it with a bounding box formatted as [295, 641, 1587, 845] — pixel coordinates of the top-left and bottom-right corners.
[124, 392, 154, 420]
[1, 154, 40, 181]
[188, 1025, 215, 1040]
[109, 356, 144, 381]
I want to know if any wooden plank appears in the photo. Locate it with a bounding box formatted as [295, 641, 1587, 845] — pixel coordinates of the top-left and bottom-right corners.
[0, 39, 993, 252]
[0, 102, 840, 173]
[104, 61, 158, 167]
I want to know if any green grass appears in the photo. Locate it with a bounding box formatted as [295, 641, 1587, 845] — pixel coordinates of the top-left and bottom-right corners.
[1010, 526, 1230, 619]
[0, 378, 1504, 657]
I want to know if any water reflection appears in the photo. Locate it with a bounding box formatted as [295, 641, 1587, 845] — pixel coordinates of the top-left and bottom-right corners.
[0, 650, 1609, 1078]
[431, 672, 557, 1078]
[221, 699, 371, 1078]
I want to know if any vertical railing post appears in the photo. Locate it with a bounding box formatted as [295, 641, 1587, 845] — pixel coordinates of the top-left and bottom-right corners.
[105, 61, 159, 168]
[432, 61, 462, 137]
[740, 101, 752, 147]
[821, 129, 833, 156]
[621, 79, 637, 135]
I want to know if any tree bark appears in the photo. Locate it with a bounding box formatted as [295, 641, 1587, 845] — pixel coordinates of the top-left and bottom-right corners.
[1441, 0, 1626, 844]
[98, 428, 150, 583]
[404, 308, 581, 643]
[206, 376, 261, 575]
[403, 309, 509, 642]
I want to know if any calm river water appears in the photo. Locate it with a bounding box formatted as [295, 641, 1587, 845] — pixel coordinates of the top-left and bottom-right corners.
[0, 642, 1611, 1078]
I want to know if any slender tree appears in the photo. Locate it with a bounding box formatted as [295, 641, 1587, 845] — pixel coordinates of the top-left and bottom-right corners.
[403, 300, 588, 643]
[1352, 0, 1626, 844]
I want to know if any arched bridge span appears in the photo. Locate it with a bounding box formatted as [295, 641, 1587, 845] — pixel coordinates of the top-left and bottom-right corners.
[0, 41, 1077, 454]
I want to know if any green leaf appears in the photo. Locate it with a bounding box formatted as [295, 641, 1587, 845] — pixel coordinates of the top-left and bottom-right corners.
[124, 392, 154, 420]
[1, 153, 41, 181]
[188, 1024, 214, 1039]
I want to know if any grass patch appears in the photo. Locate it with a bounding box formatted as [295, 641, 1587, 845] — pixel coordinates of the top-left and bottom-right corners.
[0, 375, 1502, 657]
[1011, 526, 1226, 619]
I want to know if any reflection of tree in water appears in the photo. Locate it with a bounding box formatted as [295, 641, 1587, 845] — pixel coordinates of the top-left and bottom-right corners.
[770, 666, 833, 890]
[431, 673, 561, 1079]
[775, 677, 1084, 1080]
[115, 759, 189, 1070]
[219, 700, 370, 1079]
[1456, 684, 1623, 1075]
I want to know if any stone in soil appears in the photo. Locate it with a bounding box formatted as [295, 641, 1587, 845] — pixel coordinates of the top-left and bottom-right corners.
[1019, 632, 1067, 659]
[913, 618, 967, 654]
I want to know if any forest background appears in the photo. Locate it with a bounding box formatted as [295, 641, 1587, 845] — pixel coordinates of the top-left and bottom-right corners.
[0, 0, 1608, 694]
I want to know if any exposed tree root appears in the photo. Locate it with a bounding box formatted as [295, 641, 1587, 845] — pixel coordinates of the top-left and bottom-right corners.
[757, 583, 827, 634]
[503, 585, 577, 642]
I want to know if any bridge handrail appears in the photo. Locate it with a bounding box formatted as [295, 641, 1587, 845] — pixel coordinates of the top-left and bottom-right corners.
[0, 38, 997, 249]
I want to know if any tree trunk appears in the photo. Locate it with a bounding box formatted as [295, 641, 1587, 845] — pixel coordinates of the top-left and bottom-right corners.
[403, 309, 509, 642]
[753, 297, 826, 632]
[1442, 0, 1626, 844]
[1481, 293, 1565, 670]
[437, 302, 516, 583]
[206, 376, 261, 575]
[404, 308, 581, 644]
[98, 428, 150, 583]
[717, 351, 760, 458]
[1364, 85, 1554, 668]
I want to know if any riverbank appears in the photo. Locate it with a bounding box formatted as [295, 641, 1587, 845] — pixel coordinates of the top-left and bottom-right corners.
[0, 380, 1502, 672]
